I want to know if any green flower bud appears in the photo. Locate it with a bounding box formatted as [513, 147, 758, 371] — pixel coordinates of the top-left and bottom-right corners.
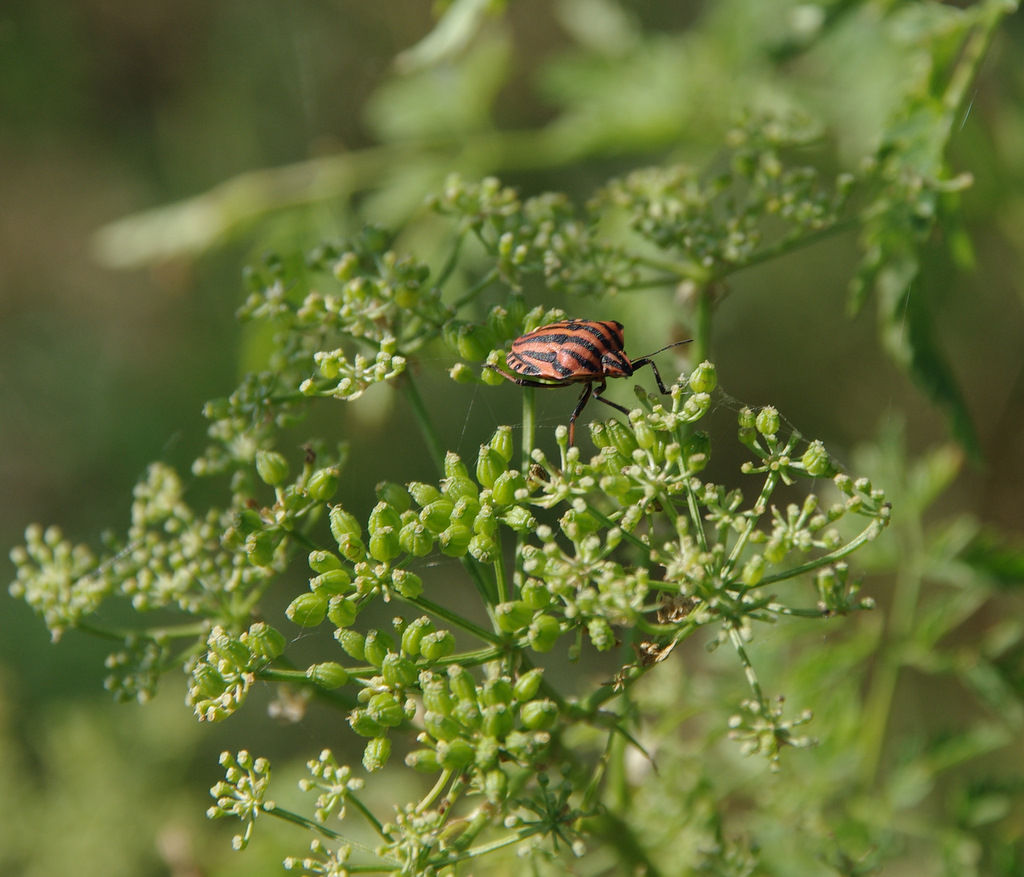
[681, 392, 711, 422]
[528, 614, 561, 652]
[363, 630, 394, 668]
[347, 708, 383, 737]
[475, 736, 500, 771]
[801, 441, 834, 477]
[456, 323, 496, 363]
[332, 251, 358, 282]
[756, 406, 780, 437]
[765, 538, 789, 566]
[634, 419, 658, 451]
[559, 507, 601, 542]
[450, 495, 481, 526]
[688, 361, 717, 394]
[588, 617, 615, 651]
[499, 505, 536, 533]
[244, 622, 286, 661]
[741, 554, 765, 587]
[683, 431, 711, 473]
[306, 661, 349, 689]
[255, 450, 289, 486]
[439, 524, 473, 557]
[444, 476, 479, 504]
[452, 699, 481, 729]
[376, 481, 412, 512]
[335, 628, 366, 661]
[406, 748, 441, 772]
[208, 630, 253, 667]
[367, 692, 405, 727]
[281, 485, 307, 513]
[502, 729, 550, 762]
[421, 676, 453, 715]
[381, 653, 417, 688]
[738, 425, 758, 448]
[311, 568, 353, 597]
[495, 600, 534, 633]
[520, 583, 550, 611]
[419, 630, 456, 663]
[588, 420, 612, 449]
[390, 569, 423, 599]
[191, 663, 227, 699]
[308, 549, 343, 574]
[369, 502, 403, 534]
[737, 407, 757, 430]
[513, 667, 544, 702]
[483, 768, 508, 803]
[328, 595, 358, 629]
[489, 426, 514, 465]
[520, 698, 558, 731]
[482, 703, 514, 739]
[475, 445, 506, 490]
[481, 677, 514, 707]
[473, 504, 497, 537]
[286, 592, 328, 627]
[420, 500, 455, 534]
[306, 467, 339, 501]
[408, 481, 444, 507]
[424, 710, 461, 741]
[486, 304, 513, 339]
[362, 736, 391, 773]
[399, 614, 432, 655]
[447, 666, 478, 705]
[437, 738, 475, 771]
[234, 508, 265, 536]
[330, 506, 362, 541]
[368, 527, 401, 563]
[468, 533, 498, 564]
[504, 292, 526, 327]
[604, 418, 639, 457]
[245, 530, 278, 567]
[599, 473, 633, 499]
[444, 451, 471, 482]
[335, 533, 365, 563]
[490, 470, 526, 506]
[399, 520, 434, 557]
[450, 362, 476, 383]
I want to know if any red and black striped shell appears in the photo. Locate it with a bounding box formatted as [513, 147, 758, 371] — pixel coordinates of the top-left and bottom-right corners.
[505, 320, 634, 383]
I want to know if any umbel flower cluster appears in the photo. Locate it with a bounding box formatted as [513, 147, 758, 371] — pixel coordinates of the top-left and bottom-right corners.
[10, 151, 890, 875]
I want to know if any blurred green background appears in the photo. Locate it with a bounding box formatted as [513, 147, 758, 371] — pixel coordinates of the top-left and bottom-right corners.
[2, 1, 1023, 875]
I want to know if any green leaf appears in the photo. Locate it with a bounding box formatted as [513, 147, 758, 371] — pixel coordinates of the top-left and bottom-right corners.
[960, 531, 1024, 589]
[874, 259, 980, 461]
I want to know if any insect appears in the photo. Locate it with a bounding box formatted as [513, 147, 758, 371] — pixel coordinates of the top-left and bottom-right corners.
[485, 319, 691, 446]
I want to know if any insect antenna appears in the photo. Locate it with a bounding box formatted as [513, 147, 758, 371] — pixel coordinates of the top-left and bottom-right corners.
[635, 337, 693, 360]
[629, 338, 692, 395]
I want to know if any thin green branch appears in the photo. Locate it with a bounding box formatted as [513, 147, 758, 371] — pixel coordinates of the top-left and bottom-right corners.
[403, 373, 448, 478]
[755, 514, 888, 588]
[406, 595, 504, 645]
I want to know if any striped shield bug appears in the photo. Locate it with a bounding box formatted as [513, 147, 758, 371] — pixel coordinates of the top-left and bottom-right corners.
[485, 319, 691, 446]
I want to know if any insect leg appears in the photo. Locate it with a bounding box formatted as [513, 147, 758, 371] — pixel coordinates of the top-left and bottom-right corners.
[591, 380, 631, 415]
[630, 358, 672, 394]
[567, 382, 595, 447]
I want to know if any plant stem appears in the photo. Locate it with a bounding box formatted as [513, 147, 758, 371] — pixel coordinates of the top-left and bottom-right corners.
[404, 373, 447, 478]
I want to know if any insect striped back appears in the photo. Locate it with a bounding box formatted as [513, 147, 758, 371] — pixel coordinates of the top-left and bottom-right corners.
[506, 319, 631, 383]
[485, 317, 691, 447]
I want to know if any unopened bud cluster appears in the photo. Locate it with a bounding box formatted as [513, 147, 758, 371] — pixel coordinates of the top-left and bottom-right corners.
[404, 664, 557, 790]
[188, 623, 286, 722]
[431, 175, 640, 295]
